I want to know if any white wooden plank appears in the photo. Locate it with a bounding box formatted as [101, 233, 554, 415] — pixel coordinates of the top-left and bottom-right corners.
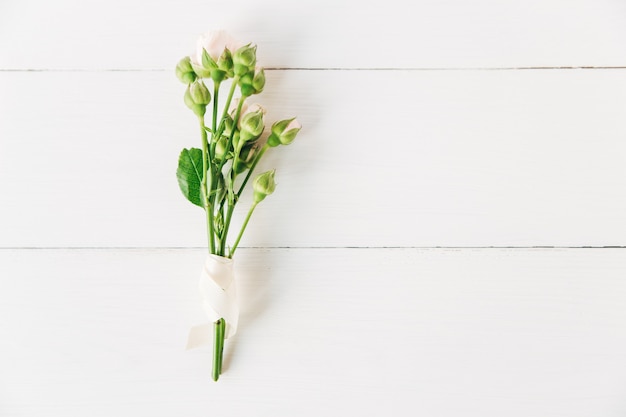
[1, 248, 625, 416]
[2, 70, 626, 247]
[1, 0, 625, 69]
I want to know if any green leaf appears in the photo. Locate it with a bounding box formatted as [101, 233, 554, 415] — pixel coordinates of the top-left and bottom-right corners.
[177, 148, 204, 208]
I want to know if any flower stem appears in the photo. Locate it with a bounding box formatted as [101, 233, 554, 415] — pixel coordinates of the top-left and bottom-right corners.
[212, 318, 225, 381]
[209, 82, 220, 160]
[217, 97, 245, 176]
[218, 318, 226, 374]
[220, 144, 240, 255]
[220, 143, 266, 254]
[230, 202, 258, 258]
[199, 116, 215, 253]
[213, 97, 245, 256]
[214, 77, 239, 141]
[236, 144, 269, 200]
[221, 203, 234, 255]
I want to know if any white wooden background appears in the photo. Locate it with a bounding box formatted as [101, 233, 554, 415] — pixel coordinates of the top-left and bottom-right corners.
[1, 0, 626, 415]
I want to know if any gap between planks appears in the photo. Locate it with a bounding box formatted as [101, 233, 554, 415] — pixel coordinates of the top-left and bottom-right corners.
[1, 246, 625, 250]
[1, 66, 626, 72]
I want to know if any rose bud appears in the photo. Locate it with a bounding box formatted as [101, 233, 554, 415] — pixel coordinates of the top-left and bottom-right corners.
[222, 115, 235, 138]
[239, 67, 265, 96]
[175, 56, 196, 84]
[184, 86, 206, 117]
[238, 105, 265, 143]
[190, 30, 241, 79]
[267, 118, 302, 147]
[233, 143, 257, 175]
[252, 68, 266, 93]
[233, 44, 257, 76]
[214, 136, 231, 162]
[217, 48, 234, 78]
[253, 170, 276, 203]
[189, 80, 211, 105]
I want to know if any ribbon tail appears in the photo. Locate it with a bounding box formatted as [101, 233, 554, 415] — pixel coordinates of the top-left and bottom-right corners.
[186, 323, 213, 350]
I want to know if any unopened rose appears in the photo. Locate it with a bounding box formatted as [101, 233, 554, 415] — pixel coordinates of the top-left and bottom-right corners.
[192, 30, 241, 66]
[189, 80, 211, 105]
[175, 57, 197, 84]
[233, 44, 257, 76]
[253, 170, 276, 203]
[238, 105, 266, 143]
[229, 100, 266, 125]
[267, 118, 302, 147]
[239, 67, 265, 96]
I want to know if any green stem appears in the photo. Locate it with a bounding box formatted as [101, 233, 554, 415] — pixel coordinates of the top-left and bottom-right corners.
[220, 143, 268, 255]
[221, 203, 234, 255]
[230, 202, 258, 258]
[209, 82, 220, 160]
[236, 144, 269, 200]
[216, 97, 245, 176]
[215, 99, 246, 255]
[215, 78, 239, 138]
[212, 319, 225, 381]
[218, 319, 226, 374]
[220, 146, 239, 255]
[214, 95, 249, 255]
[199, 116, 215, 253]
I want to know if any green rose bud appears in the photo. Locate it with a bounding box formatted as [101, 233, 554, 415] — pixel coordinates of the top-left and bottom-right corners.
[189, 80, 211, 105]
[239, 67, 265, 96]
[214, 136, 230, 162]
[190, 60, 212, 78]
[184, 86, 206, 117]
[201, 48, 218, 69]
[239, 73, 255, 97]
[217, 48, 234, 78]
[253, 170, 276, 203]
[222, 115, 235, 138]
[252, 68, 265, 93]
[267, 118, 302, 147]
[233, 143, 257, 175]
[233, 44, 257, 76]
[175, 57, 197, 84]
[231, 131, 242, 150]
[199, 49, 227, 83]
[239, 105, 265, 143]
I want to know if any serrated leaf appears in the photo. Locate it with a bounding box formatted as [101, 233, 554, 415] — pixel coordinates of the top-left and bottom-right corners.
[177, 148, 205, 208]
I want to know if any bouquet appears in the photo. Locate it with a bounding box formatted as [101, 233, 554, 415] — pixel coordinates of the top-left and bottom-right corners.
[175, 31, 301, 381]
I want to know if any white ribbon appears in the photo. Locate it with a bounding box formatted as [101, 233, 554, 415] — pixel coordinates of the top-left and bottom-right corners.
[187, 254, 239, 350]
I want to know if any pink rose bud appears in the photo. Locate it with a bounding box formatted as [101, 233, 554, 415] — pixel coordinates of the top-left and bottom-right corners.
[194, 30, 241, 65]
[190, 30, 242, 81]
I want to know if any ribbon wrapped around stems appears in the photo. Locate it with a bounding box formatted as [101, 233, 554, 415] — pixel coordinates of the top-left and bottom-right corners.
[187, 254, 239, 350]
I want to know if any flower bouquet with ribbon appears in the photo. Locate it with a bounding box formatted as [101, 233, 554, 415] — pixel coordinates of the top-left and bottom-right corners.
[175, 31, 301, 381]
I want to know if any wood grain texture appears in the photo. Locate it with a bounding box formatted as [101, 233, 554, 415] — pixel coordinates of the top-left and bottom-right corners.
[1, 0, 625, 69]
[2, 70, 626, 247]
[1, 248, 625, 416]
